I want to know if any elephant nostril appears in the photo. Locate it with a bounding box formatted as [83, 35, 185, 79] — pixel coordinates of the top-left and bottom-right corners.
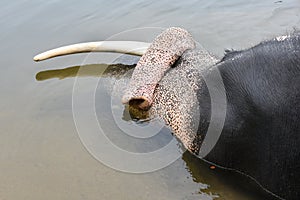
[129, 99, 150, 110]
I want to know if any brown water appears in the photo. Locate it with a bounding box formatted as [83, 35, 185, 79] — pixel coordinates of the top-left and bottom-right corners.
[1, 0, 300, 199]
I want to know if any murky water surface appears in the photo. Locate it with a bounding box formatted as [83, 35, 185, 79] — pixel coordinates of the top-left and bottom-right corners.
[0, 0, 299, 199]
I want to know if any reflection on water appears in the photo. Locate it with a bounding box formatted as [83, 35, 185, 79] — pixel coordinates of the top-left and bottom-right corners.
[182, 152, 278, 200]
[36, 63, 135, 81]
[1, 0, 299, 199]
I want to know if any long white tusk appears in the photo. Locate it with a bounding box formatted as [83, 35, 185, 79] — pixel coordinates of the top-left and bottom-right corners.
[33, 41, 151, 62]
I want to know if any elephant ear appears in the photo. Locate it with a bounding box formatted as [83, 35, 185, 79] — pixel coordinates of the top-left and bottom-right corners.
[122, 27, 196, 110]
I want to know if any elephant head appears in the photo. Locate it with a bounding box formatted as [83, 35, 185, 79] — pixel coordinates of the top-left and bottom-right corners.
[34, 27, 219, 155]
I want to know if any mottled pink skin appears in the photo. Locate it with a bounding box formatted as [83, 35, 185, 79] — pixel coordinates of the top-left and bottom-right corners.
[121, 27, 218, 154]
[122, 27, 196, 110]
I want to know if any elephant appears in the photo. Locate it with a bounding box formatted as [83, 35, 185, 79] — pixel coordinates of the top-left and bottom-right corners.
[34, 27, 300, 199]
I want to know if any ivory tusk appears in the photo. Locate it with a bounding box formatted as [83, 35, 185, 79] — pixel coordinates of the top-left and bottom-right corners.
[33, 41, 151, 62]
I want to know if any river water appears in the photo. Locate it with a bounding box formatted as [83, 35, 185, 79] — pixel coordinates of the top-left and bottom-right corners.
[0, 0, 299, 199]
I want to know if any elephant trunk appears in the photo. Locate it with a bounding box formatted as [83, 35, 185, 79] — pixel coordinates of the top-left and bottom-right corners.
[121, 27, 196, 110]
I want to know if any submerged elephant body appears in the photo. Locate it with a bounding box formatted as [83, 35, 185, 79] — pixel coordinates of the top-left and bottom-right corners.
[204, 37, 300, 199]
[125, 28, 300, 199]
[34, 28, 300, 199]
